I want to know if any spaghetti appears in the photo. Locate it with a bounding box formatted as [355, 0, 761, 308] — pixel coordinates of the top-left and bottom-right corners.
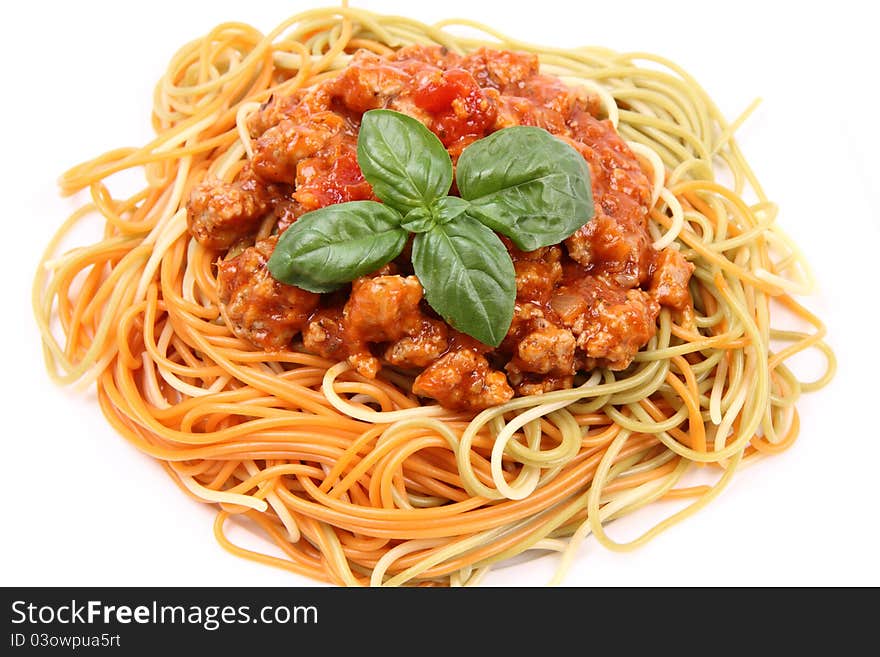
[33, 3, 835, 586]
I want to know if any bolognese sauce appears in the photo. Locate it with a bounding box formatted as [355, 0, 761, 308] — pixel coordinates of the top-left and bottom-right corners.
[187, 45, 694, 411]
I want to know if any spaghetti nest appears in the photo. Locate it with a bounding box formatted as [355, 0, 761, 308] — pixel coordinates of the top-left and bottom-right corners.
[33, 5, 835, 586]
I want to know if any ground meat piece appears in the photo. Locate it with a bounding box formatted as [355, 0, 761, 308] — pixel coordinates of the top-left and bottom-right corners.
[573, 286, 660, 370]
[565, 210, 653, 289]
[550, 275, 660, 370]
[493, 93, 568, 133]
[504, 305, 576, 395]
[460, 48, 539, 91]
[252, 110, 347, 183]
[302, 307, 347, 361]
[217, 238, 320, 350]
[248, 89, 313, 140]
[328, 52, 414, 114]
[272, 198, 307, 234]
[649, 247, 694, 309]
[516, 374, 575, 396]
[292, 139, 373, 211]
[412, 350, 514, 411]
[386, 44, 464, 70]
[539, 84, 601, 121]
[502, 295, 573, 374]
[342, 275, 425, 377]
[509, 244, 563, 304]
[500, 301, 544, 354]
[186, 166, 270, 250]
[344, 275, 424, 343]
[513, 325, 576, 376]
[460, 48, 594, 134]
[384, 319, 449, 369]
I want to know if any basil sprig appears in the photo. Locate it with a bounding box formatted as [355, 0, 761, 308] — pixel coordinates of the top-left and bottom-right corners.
[267, 109, 594, 347]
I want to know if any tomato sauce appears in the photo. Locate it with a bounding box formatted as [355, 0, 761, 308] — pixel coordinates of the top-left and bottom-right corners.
[186, 45, 694, 411]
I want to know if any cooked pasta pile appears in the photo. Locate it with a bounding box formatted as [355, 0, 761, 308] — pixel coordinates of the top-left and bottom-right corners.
[33, 4, 835, 586]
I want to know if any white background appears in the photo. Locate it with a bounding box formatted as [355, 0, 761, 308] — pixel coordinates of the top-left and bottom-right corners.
[2, 0, 878, 587]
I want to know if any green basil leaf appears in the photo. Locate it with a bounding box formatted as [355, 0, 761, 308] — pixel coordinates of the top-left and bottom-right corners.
[267, 200, 406, 293]
[432, 196, 469, 226]
[357, 109, 453, 213]
[412, 215, 515, 347]
[401, 197, 471, 233]
[456, 126, 594, 251]
[400, 206, 434, 234]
